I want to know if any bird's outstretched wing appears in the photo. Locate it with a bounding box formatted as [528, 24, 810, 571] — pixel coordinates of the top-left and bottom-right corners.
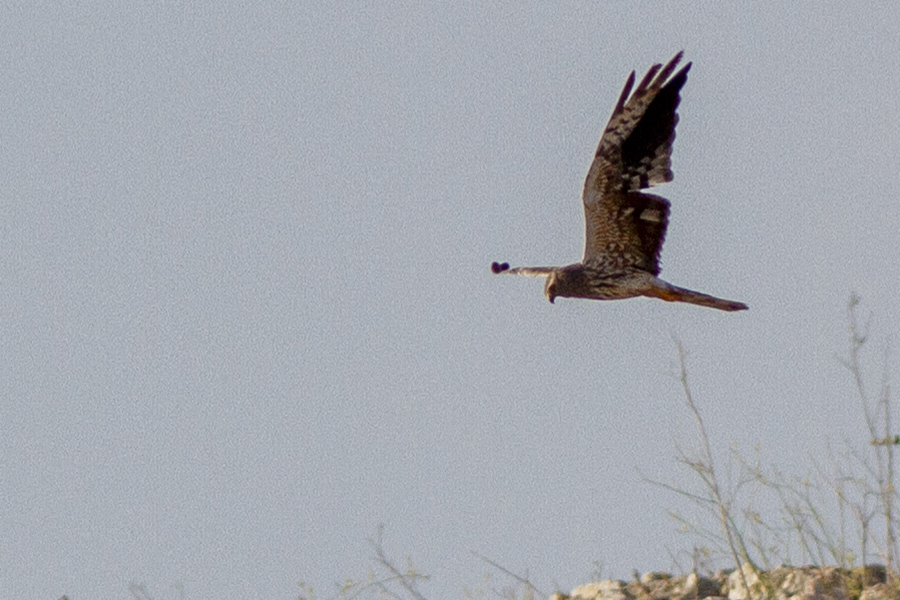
[581, 53, 691, 274]
[490, 262, 555, 277]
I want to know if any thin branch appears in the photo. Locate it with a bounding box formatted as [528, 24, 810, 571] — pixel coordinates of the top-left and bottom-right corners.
[673, 338, 755, 596]
[368, 526, 429, 600]
[472, 551, 546, 598]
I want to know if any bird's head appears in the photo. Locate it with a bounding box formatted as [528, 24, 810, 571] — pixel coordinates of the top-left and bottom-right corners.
[544, 272, 559, 304]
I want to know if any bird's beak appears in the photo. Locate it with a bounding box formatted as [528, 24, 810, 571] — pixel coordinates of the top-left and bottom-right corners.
[548, 295, 555, 304]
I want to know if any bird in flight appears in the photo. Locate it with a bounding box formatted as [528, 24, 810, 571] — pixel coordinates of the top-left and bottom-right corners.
[491, 53, 747, 312]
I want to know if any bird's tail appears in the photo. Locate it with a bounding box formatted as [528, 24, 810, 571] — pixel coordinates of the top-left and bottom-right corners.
[646, 280, 748, 312]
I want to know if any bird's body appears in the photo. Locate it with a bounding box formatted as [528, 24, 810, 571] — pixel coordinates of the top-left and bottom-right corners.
[491, 53, 747, 312]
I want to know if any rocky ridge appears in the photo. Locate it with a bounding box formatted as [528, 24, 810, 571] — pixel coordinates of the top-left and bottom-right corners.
[550, 565, 896, 600]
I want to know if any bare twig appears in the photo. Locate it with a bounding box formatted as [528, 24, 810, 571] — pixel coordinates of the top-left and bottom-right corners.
[846, 295, 897, 578]
[472, 551, 545, 599]
[367, 525, 429, 600]
[673, 339, 755, 596]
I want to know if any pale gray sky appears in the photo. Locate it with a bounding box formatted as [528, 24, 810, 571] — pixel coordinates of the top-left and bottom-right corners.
[3, 2, 900, 599]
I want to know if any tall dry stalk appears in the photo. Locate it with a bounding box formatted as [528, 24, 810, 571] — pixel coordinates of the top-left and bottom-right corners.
[673, 339, 756, 596]
[844, 294, 897, 580]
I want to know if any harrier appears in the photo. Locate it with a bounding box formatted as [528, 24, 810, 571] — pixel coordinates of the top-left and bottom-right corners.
[491, 53, 747, 312]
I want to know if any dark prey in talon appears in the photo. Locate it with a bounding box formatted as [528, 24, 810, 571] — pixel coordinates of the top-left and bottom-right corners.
[491, 52, 747, 312]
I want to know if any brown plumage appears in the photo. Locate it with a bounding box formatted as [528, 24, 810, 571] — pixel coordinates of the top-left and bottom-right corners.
[491, 53, 747, 312]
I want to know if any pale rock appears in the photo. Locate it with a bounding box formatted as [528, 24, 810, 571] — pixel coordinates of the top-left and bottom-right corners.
[858, 583, 896, 600]
[568, 579, 628, 600]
